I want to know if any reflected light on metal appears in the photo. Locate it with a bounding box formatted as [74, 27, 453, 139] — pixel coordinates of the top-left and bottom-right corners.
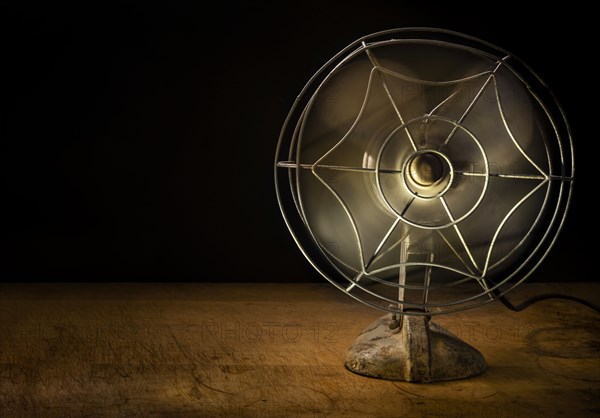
[274, 28, 573, 382]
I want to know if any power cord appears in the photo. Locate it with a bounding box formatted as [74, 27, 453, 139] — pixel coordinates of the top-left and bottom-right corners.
[498, 293, 600, 313]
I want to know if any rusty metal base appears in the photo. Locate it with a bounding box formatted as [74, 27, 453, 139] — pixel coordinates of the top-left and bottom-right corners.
[345, 314, 486, 382]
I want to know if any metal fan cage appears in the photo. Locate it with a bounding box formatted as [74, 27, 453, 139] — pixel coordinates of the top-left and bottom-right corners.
[274, 28, 573, 315]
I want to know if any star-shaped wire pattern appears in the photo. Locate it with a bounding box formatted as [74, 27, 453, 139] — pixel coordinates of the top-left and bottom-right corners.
[276, 35, 572, 314]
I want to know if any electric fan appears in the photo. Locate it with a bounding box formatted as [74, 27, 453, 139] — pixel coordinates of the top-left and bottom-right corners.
[274, 28, 573, 382]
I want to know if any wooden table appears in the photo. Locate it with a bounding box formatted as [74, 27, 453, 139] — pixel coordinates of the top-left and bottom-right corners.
[1, 282, 598, 417]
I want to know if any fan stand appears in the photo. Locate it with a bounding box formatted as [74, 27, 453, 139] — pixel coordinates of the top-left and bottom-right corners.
[344, 313, 486, 382]
[345, 241, 486, 382]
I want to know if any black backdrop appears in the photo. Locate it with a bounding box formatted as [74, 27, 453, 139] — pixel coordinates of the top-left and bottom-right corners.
[0, 2, 589, 282]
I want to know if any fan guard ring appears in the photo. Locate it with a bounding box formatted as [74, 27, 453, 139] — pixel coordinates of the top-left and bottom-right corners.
[274, 28, 574, 316]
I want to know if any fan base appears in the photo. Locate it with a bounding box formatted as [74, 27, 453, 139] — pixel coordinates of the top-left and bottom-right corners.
[345, 314, 486, 382]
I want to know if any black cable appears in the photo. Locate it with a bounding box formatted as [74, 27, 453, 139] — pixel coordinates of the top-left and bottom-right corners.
[498, 293, 600, 313]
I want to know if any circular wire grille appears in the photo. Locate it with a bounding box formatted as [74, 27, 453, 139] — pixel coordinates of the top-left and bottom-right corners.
[274, 28, 574, 315]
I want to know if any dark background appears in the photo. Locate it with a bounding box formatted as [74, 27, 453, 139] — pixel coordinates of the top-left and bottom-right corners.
[0, 2, 588, 282]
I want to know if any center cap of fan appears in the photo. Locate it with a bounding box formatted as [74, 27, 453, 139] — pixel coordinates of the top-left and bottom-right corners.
[403, 150, 452, 198]
[409, 152, 444, 185]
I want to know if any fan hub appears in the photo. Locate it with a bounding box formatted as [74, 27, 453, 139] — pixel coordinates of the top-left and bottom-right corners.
[403, 150, 452, 198]
[408, 152, 445, 185]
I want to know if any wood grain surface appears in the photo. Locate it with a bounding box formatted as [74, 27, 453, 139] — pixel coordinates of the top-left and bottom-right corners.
[1, 283, 598, 417]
